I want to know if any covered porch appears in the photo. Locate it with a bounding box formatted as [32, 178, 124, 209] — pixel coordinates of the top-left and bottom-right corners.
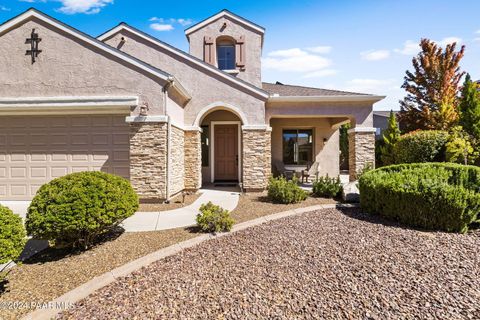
[266, 93, 383, 182]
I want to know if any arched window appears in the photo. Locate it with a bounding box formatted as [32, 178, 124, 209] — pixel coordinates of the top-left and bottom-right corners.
[216, 38, 236, 70]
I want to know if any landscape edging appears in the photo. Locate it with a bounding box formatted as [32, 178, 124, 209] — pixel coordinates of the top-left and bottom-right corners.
[22, 203, 358, 320]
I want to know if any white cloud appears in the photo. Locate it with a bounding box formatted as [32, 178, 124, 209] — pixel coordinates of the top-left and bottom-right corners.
[342, 78, 397, 94]
[306, 46, 332, 54]
[360, 49, 390, 61]
[436, 37, 462, 46]
[149, 17, 193, 27]
[394, 40, 419, 55]
[262, 48, 332, 73]
[303, 69, 337, 78]
[150, 23, 174, 31]
[56, 0, 113, 14]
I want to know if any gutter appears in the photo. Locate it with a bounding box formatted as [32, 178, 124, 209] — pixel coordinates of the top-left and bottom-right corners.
[163, 82, 172, 203]
[167, 76, 192, 102]
[267, 95, 386, 103]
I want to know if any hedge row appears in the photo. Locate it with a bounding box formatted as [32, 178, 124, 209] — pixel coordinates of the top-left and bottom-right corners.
[359, 163, 480, 233]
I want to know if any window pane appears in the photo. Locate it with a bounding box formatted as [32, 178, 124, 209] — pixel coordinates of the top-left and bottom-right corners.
[282, 130, 297, 165]
[217, 45, 235, 70]
[201, 126, 209, 167]
[297, 130, 313, 165]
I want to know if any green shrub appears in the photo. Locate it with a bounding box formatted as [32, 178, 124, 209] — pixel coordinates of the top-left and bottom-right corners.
[359, 163, 480, 233]
[393, 130, 449, 164]
[267, 176, 308, 204]
[26, 171, 138, 249]
[312, 176, 342, 198]
[0, 205, 26, 263]
[196, 202, 234, 233]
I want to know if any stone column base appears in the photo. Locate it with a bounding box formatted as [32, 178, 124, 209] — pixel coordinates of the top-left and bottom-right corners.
[242, 128, 272, 191]
[184, 129, 202, 190]
[129, 122, 167, 201]
[348, 127, 376, 181]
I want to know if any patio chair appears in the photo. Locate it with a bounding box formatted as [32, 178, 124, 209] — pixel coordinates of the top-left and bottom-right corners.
[273, 161, 295, 180]
[302, 161, 320, 183]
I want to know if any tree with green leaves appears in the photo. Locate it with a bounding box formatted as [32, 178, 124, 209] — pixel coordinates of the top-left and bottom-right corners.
[398, 39, 465, 132]
[459, 74, 480, 142]
[380, 111, 401, 165]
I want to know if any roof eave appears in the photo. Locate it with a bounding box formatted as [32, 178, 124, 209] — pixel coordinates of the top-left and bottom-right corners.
[97, 24, 269, 100]
[184, 9, 265, 36]
[267, 95, 386, 103]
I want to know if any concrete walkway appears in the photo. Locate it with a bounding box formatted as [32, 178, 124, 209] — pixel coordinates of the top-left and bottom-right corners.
[121, 187, 241, 232]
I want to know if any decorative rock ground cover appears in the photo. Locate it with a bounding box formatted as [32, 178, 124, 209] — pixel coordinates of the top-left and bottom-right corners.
[60, 208, 479, 319]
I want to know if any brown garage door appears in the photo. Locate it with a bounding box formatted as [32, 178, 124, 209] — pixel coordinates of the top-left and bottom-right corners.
[0, 115, 130, 200]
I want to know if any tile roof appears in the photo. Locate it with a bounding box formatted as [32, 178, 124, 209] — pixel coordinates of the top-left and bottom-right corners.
[262, 82, 370, 97]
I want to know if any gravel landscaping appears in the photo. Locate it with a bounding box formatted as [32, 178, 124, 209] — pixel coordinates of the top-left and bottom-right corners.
[231, 191, 336, 223]
[138, 192, 201, 212]
[0, 192, 334, 318]
[60, 208, 479, 319]
[0, 228, 196, 318]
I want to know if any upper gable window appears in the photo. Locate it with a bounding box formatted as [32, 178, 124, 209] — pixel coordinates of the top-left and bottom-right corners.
[217, 39, 236, 70]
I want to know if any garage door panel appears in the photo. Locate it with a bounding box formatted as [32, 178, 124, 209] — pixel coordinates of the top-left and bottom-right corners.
[0, 115, 130, 200]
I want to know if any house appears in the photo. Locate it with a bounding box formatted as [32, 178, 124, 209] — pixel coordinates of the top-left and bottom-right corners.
[0, 8, 384, 201]
[373, 111, 397, 140]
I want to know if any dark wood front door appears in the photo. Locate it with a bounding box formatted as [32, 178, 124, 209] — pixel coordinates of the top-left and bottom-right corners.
[214, 124, 238, 181]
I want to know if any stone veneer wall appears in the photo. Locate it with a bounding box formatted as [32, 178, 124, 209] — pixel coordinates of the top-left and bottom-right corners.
[169, 125, 185, 196]
[242, 129, 272, 191]
[184, 130, 202, 190]
[129, 122, 167, 201]
[348, 130, 375, 181]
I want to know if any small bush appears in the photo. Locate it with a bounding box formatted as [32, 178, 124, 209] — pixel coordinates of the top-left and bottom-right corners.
[26, 171, 138, 249]
[0, 205, 26, 263]
[359, 163, 480, 233]
[196, 202, 234, 233]
[267, 176, 308, 204]
[393, 130, 449, 164]
[312, 176, 342, 198]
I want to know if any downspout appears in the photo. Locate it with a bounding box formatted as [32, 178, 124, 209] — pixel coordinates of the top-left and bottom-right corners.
[163, 78, 173, 203]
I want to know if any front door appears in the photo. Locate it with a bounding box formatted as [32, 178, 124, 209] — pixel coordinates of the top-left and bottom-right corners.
[214, 124, 238, 181]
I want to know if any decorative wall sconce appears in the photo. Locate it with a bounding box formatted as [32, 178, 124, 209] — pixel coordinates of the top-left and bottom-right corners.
[26, 28, 42, 64]
[139, 102, 149, 116]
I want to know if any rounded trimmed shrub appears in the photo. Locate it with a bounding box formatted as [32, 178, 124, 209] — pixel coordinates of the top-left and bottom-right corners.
[0, 205, 26, 263]
[359, 163, 480, 233]
[267, 176, 307, 204]
[26, 171, 139, 248]
[393, 130, 449, 164]
[196, 202, 234, 233]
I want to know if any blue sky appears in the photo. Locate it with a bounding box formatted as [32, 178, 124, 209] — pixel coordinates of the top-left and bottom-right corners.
[1, 0, 479, 110]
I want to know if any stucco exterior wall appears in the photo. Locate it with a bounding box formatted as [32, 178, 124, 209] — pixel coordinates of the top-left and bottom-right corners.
[266, 101, 374, 128]
[102, 29, 266, 125]
[169, 125, 185, 196]
[186, 15, 263, 87]
[167, 90, 185, 126]
[0, 18, 166, 115]
[270, 118, 340, 178]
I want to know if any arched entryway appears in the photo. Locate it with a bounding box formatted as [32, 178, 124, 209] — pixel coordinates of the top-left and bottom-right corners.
[198, 108, 244, 184]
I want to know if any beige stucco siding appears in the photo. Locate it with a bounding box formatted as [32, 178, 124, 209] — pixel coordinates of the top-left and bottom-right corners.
[0, 18, 166, 115]
[187, 15, 263, 87]
[102, 30, 266, 125]
[270, 118, 340, 178]
[266, 101, 374, 128]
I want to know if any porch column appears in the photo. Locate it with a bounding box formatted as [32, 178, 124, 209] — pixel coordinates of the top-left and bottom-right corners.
[184, 127, 202, 190]
[127, 116, 168, 201]
[242, 126, 272, 191]
[348, 127, 376, 181]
